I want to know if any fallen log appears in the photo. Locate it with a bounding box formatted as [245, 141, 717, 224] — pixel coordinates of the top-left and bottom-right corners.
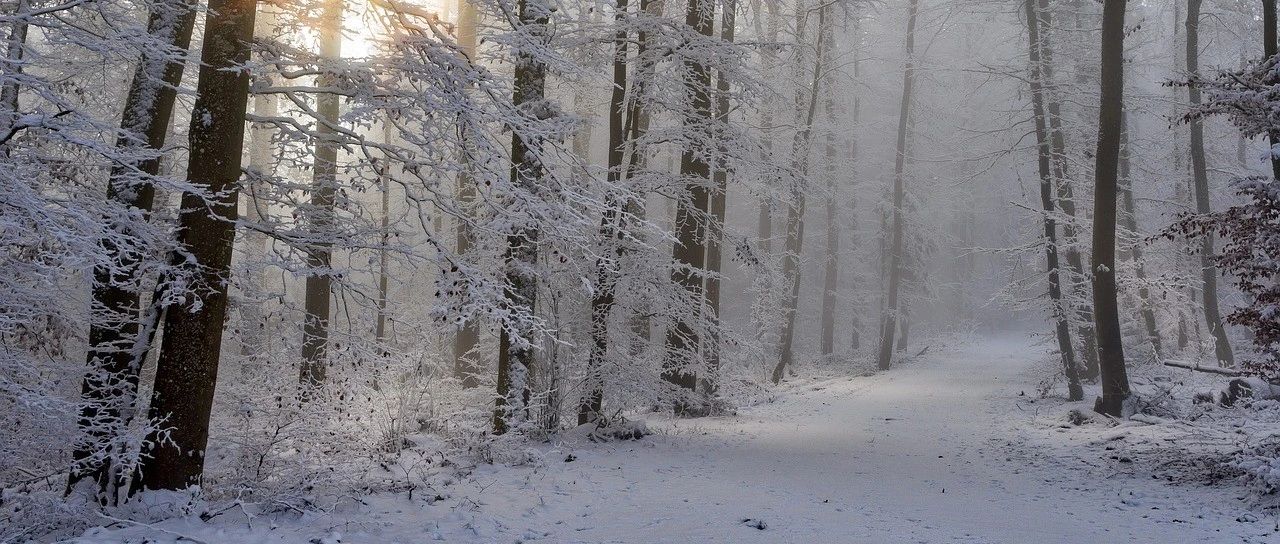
[1163, 360, 1242, 376]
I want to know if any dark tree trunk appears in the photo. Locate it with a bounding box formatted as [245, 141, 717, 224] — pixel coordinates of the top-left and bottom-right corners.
[581, 0, 632, 426]
[1026, 0, 1083, 401]
[132, 0, 257, 491]
[1090, 0, 1132, 417]
[495, 0, 548, 434]
[375, 126, 392, 347]
[896, 308, 909, 353]
[1265, 0, 1280, 180]
[1037, 0, 1099, 381]
[875, 0, 918, 371]
[1178, 313, 1190, 349]
[757, 205, 772, 253]
[1168, 0, 1200, 357]
[850, 313, 862, 350]
[0, 0, 28, 139]
[877, 189, 889, 346]
[67, 0, 199, 500]
[299, 0, 343, 389]
[663, 0, 715, 410]
[1186, 0, 1234, 367]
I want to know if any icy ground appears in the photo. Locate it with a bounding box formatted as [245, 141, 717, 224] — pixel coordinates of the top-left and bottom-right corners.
[71, 335, 1280, 543]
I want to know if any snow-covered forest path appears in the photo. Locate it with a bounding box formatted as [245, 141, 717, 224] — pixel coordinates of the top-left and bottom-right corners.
[422, 335, 1267, 543]
[82, 336, 1274, 543]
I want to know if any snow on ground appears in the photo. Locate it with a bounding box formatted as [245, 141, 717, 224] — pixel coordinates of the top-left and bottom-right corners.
[65, 335, 1280, 543]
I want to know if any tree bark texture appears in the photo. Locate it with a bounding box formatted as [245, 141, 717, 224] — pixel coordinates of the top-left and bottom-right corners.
[133, 0, 257, 491]
[1090, 0, 1132, 417]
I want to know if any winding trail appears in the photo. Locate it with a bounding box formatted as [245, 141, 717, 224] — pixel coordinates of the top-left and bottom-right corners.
[435, 335, 1269, 543]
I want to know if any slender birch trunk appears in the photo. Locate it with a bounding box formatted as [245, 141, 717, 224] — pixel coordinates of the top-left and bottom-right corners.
[375, 121, 393, 347]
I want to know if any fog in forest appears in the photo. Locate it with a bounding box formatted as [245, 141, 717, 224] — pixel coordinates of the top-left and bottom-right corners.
[4, 0, 1280, 540]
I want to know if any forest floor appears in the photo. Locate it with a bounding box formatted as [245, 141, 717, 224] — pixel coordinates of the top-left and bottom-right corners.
[69, 334, 1280, 543]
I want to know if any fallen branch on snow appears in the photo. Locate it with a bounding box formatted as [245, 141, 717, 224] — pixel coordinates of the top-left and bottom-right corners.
[1164, 360, 1242, 376]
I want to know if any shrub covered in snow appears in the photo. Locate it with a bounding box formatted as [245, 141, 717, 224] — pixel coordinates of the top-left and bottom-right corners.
[1231, 437, 1280, 507]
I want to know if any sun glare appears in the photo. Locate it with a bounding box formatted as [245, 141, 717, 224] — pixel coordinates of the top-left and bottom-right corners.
[344, 0, 451, 58]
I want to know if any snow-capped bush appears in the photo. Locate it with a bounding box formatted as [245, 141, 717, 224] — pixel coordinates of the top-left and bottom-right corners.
[1230, 437, 1280, 507]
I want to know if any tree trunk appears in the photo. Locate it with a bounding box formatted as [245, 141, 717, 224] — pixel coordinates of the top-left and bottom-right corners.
[132, 0, 257, 491]
[299, 0, 344, 388]
[1264, 0, 1280, 180]
[622, 0, 660, 353]
[875, 0, 918, 372]
[453, 0, 482, 387]
[771, 1, 829, 383]
[703, 0, 735, 394]
[1090, 0, 1132, 417]
[67, 0, 199, 500]
[0, 0, 28, 140]
[581, 0, 632, 426]
[896, 307, 910, 353]
[847, 17, 862, 352]
[756, 0, 779, 256]
[818, 89, 838, 357]
[1118, 113, 1162, 360]
[1168, 0, 1199, 356]
[753, 0, 779, 365]
[1036, 0, 1099, 381]
[1026, 0, 1083, 401]
[375, 121, 393, 347]
[662, 0, 715, 410]
[1186, 0, 1234, 367]
[494, 0, 548, 434]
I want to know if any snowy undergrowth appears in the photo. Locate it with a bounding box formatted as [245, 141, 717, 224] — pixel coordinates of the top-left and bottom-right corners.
[8, 341, 831, 542]
[1015, 348, 1280, 516]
